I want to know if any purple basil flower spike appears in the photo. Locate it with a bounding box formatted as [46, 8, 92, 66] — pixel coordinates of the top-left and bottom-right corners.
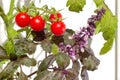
[59, 42, 66, 51]
[58, 8, 106, 60]
[65, 44, 72, 52]
[68, 48, 75, 56]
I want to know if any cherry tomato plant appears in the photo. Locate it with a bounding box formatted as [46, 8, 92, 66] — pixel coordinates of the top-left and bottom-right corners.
[0, 0, 118, 80]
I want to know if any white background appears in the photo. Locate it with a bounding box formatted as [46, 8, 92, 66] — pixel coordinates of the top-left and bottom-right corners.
[0, 0, 119, 80]
[117, 0, 120, 80]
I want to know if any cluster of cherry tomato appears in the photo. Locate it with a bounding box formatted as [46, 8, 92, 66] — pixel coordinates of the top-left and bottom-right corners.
[15, 12, 66, 36]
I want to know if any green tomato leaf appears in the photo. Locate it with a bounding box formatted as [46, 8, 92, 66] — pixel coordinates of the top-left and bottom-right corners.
[102, 28, 115, 40]
[38, 55, 56, 72]
[93, 0, 104, 7]
[95, 22, 101, 34]
[95, 4, 118, 55]
[100, 39, 113, 55]
[3, 40, 14, 55]
[100, 10, 117, 32]
[66, 0, 86, 12]
[52, 44, 59, 54]
[56, 53, 70, 69]
[7, 27, 18, 39]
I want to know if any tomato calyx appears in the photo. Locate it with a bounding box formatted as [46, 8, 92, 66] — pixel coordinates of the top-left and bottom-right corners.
[49, 12, 62, 23]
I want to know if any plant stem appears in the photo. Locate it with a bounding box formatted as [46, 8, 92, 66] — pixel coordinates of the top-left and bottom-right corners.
[0, 7, 8, 26]
[8, 0, 15, 17]
[45, 51, 47, 58]
[27, 71, 37, 77]
[36, 8, 53, 14]
[26, 28, 32, 39]
[0, 0, 15, 40]
[0, 6, 11, 40]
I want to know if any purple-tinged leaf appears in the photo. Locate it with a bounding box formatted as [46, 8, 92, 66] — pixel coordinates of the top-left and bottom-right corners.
[63, 32, 75, 45]
[78, 47, 94, 59]
[34, 70, 53, 80]
[41, 39, 52, 53]
[81, 67, 89, 80]
[38, 55, 56, 72]
[18, 56, 36, 67]
[65, 69, 78, 80]
[0, 46, 8, 59]
[66, 29, 75, 35]
[56, 53, 70, 69]
[72, 61, 80, 76]
[52, 71, 65, 80]
[0, 62, 19, 79]
[51, 35, 64, 45]
[15, 38, 36, 56]
[82, 55, 100, 71]
[17, 71, 27, 80]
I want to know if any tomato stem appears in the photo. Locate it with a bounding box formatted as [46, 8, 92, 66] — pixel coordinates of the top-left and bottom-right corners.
[26, 27, 32, 39]
[0, 7, 12, 40]
[36, 8, 53, 14]
[7, 0, 15, 21]
[0, 0, 16, 55]
[8, 0, 15, 17]
[27, 71, 37, 77]
[0, 7, 8, 26]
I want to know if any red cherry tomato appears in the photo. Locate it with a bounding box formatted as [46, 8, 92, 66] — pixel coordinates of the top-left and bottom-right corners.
[30, 16, 45, 31]
[15, 12, 30, 27]
[51, 21, 66, 36]
[49, 12, 62, 22]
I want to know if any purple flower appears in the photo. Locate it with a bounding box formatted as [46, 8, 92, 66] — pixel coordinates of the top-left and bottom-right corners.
[59, 43, 77, 60]
[58, 8, 106, 59]
[73, 8, 105, 51]
[87, 25, 96, 36]
[68, 48, 77, 61]
[73, 27, 90, 50]
[68, 48, 75, 56]
[65, 44, 72, 52]
[59, 42, 66, 51]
